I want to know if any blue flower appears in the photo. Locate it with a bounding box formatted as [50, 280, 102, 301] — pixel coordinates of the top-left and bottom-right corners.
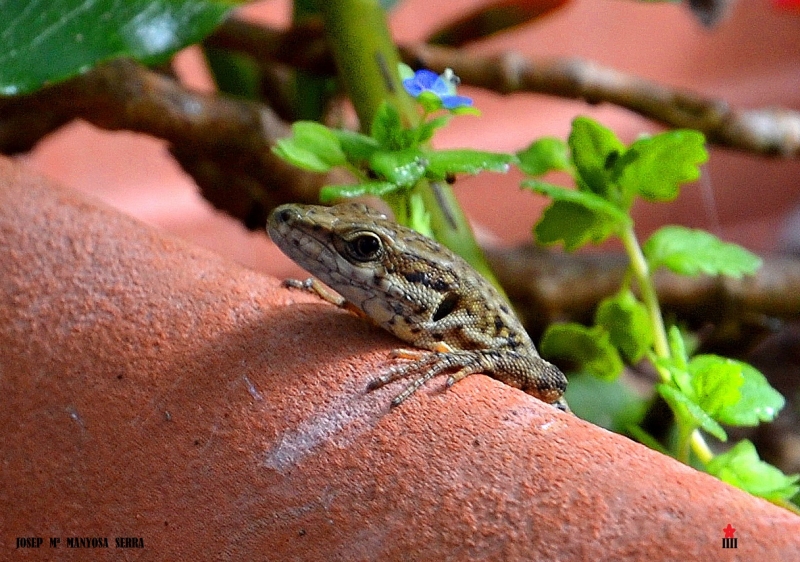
[402, 68, 473, 110]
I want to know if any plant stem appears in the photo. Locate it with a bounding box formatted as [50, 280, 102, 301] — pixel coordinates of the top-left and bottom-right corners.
[618, 225, 669, 361]
[691, 430, 714, 464]
[319, 0, 417, 129]
[619, 224, 714, 465]
[318, 0, 506, 293]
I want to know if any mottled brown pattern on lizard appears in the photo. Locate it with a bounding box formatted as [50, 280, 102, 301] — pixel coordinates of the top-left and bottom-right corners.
[267, 202, 567, 409]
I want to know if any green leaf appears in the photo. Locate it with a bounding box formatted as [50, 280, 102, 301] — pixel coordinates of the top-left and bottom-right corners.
[371, 101, 405, 149]
[414, 115, 451, 144]
[526, 182, 630, 251]
[534, 201, 617, 251]
[657, 383, 728, 441]
[424, 149, 514, 178]
[654, 355, 693, 397]
[568, 117, 625, 197]
[407, 192, 433, 238]
[525, 182, 631, 225]
[616, 130, 708, 202]
[332, 129, 381, 162]
[368, 149, 426, 187]
[541, 323, 624, 380]
[397, 62, 415, 81]
[272, 121, 346, 173]
[687, 355, 743, 418]
[707, 440, 800, 501]
[643, 226, 763, 278]
[292, 122, 346, 165]
[595, 290, 654, 363]
[710, 359, 785, 426]
[417, 90, 445, 113]
[667, 325, 689, 371]
[204, 47, 261, 100]
[450, 105, 481, 116]
[564, 373, 648, 432]
[319, 182, 399, 203]
[0, 0, 240, 96]
[271, 141, 330, 173]
[516, 137, 571, 177]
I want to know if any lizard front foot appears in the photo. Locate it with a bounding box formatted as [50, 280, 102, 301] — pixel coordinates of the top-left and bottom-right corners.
[368, 348, 571, 411]
[367, 349, 486, 408]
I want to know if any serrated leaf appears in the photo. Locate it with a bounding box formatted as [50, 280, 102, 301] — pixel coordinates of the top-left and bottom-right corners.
[371, 101, 404, 149]
[707, 440, 800, 501]
[516, 137, 571, 177]
[272, 140, 331, 173]
[319, 181, 399, 203]
[332, 129, 380, 162]
[526, 182, 630, 251]
[595, 290, 654, 363]
[524, 181, 631, 224]
[1, 0, 240, 96]
[291, 122, 346, 166]
[424, 149, 514, 178]
[272, 121, 346, 173]
[414, 115, 451, 144]
[541, 323, 624, 380]
[657, 383, 728, 441]
[711, 359, 785, 426]
[667, 325, 689, 370]
[534, 201, 618, 251]
[568, 117, 625, 197]
[615, 130, 708, 202]
[654, 355, 693, 396]
[643, 226, 762, 278]
[563, 373, 648, 432]
[368, 149, 426, 187]
[687, 355, 743, 418]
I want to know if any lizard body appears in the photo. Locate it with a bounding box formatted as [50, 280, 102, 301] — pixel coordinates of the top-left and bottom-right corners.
[267, 202, 567, 409]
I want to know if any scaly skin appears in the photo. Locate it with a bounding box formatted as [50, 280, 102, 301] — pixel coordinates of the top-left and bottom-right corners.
[268, 203, 567, 409]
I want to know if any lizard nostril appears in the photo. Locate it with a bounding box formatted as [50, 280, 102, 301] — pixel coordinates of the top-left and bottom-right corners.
[277, 208, 297, 224]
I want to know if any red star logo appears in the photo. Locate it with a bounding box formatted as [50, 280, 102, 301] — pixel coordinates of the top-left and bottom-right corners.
[723, 524, 736, 538]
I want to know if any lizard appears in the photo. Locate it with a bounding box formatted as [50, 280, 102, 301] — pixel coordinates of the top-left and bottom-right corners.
[267, 202, 568, 410]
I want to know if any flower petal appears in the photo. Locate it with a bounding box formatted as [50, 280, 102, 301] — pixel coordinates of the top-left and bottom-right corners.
[430, 76, 452, 96]
[413, 69, 440, 88]
[402, 77, 424, 96]
[440, 95, 473, 109]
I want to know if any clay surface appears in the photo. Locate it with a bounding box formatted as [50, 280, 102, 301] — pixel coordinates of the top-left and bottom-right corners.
[2, 156, 798, 560]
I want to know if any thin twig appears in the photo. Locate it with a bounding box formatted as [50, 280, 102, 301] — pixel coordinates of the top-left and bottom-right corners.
[401, 43, 800, 157]
[206, 19, 800, 157]
[486, 244, 800, 347]
[0, 58, 339, 226]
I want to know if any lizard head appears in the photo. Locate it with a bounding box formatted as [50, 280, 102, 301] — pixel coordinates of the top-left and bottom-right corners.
[268, 202, 447, 274]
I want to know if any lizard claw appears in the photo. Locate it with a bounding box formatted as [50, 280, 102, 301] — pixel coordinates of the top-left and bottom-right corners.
[366, 350, 439, 391]
[368, 349, 483, 408]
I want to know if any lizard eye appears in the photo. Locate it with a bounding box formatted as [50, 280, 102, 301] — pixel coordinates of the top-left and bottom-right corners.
[344, 232, 383, 262]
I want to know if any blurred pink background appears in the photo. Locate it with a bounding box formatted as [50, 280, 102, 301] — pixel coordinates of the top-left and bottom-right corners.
[17, 0, 800, 277]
